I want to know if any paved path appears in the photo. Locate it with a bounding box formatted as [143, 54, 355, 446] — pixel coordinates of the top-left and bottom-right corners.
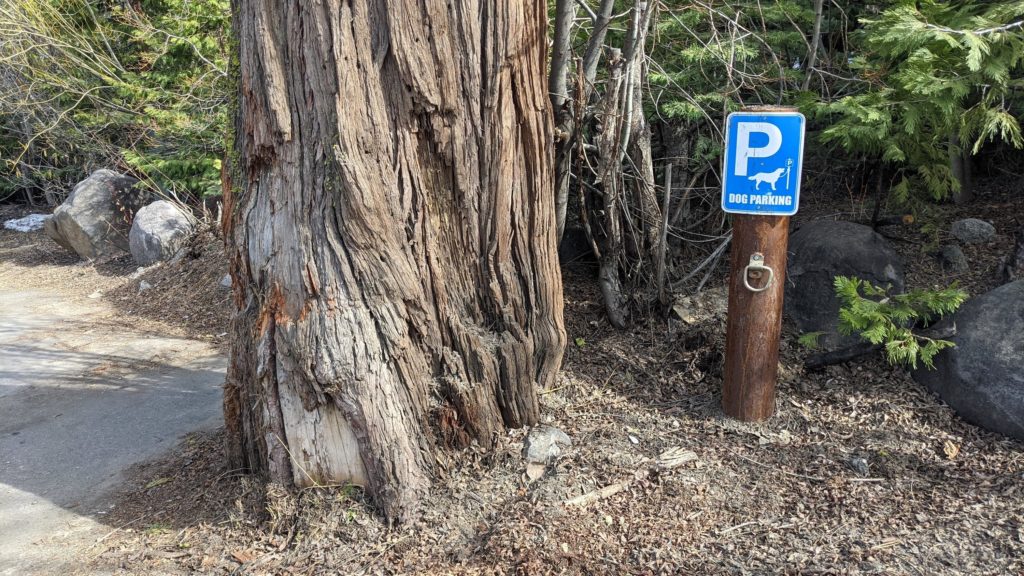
[0, 288, 225, 575]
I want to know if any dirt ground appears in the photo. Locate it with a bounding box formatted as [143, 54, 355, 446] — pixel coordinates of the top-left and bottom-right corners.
[2, 176, 1022, 575]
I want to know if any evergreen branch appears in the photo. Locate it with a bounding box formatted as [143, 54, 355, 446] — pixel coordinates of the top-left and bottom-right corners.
[832, 276, 966, 370]
[922, 20, 1024, 37]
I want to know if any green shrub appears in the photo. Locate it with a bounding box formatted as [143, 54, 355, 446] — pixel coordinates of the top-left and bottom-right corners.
[0, 0, 230, 203]
[833, 275, 967, 369]
[812, 1, 1024, 211]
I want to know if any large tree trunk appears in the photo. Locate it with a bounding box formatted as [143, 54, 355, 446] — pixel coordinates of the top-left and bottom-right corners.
[224, 0, 566, 522]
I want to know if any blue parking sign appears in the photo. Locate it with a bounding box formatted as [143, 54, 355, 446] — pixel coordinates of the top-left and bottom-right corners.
[721, 111, 805, 216]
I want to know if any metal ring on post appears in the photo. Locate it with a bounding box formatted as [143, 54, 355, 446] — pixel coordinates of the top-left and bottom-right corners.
[742, 253, 774, 293]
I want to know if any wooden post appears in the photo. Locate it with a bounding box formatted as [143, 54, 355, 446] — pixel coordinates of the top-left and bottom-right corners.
[722, 214, 789, 421]
[720, 105, 803, 422]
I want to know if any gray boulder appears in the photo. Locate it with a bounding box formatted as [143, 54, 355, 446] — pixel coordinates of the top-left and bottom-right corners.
[786, 220, 905, 348]
[950, 218, 995, 245]
[938, 244, 969, 274]
[129, 200, 193, 266]
[913, 280, 1024, 441]
[44, 170, 145, 259]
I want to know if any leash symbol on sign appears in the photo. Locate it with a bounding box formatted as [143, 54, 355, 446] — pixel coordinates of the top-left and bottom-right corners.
[721, 111, 806, 216]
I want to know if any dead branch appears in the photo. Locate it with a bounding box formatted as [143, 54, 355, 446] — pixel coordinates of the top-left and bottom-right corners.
[564, 447, 697, 507]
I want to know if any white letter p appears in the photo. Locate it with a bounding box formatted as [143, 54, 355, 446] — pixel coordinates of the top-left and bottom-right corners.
[734, 122, 782, 176]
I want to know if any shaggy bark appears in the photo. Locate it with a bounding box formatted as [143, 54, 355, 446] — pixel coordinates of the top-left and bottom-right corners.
[224, 0, 566, 522]
[949, 132, 973, 205]
[596, 51, 627, 329]
[553, 0, 616, 242]
[623, 2, 661, 264]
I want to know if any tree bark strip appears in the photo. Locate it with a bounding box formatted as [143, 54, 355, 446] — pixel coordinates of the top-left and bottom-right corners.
[553, 0, 616, 242]
[225, 0, 566, 521]
[596, 50, 627, 329]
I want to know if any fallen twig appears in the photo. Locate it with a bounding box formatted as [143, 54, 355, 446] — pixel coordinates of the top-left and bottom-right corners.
[564, 447, 697, 507]
[728, 449, 826, 483]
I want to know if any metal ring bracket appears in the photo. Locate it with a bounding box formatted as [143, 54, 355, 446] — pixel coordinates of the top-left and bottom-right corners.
[742, 252, 774, 292]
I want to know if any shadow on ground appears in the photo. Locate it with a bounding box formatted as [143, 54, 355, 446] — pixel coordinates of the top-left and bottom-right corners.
[0, 285, 225, 575]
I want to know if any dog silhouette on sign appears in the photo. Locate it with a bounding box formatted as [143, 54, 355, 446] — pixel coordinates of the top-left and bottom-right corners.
[748, 168, 786, 191]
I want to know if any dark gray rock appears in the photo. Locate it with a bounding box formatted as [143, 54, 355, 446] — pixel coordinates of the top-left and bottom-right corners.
[938, 244, 969, 274]
[999, 226, 1024, 284]
[44, 170, 145, 259]
[950, 218, 996, 245]
[847, 457, 870, 477]
[786, 220, 905, 348]
[129, 200, 193, 266]
[913, 280, 1024, 441]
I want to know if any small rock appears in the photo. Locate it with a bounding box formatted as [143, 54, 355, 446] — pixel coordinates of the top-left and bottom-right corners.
[671, 286, 728, 324]
[138, 280, 153, 293]
[628, 434, 640, 445]
[525, 462, 546, 482]
[219, 274, 232, 289]
[950, 218, 996, 244]
[937, 244, 969, 273]
[88, 290, 103, 299]
[523, 425, 571, 465]
[848, 456, 870, 477]
[776, 429, 793, 446]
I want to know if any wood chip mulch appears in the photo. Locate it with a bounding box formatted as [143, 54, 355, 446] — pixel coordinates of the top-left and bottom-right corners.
[4, 173, 1022, 575]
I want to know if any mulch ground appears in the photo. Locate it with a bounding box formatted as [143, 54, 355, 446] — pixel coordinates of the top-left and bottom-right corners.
[83, 277, 1024, 575]
[2, 174, 1022, 575]
[0, 203, 231, 345]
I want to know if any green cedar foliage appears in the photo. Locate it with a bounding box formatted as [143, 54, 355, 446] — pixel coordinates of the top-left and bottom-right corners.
[813, 1, 1024, 210]
[797, 331, 825, 350]
[0, 0, 229, 202]
[115, 0, 229, 198]
[833, 275, 967, 369]
[648, 1, 814, 173]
